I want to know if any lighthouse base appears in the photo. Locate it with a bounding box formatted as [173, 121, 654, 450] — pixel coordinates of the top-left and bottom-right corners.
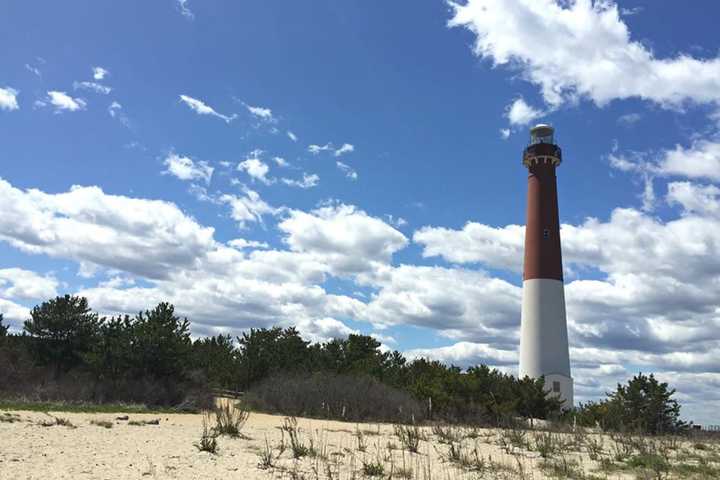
[519, 278, 574, 408]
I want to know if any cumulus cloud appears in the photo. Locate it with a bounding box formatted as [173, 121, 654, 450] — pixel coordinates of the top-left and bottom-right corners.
[279, 204, 407, 276]
[449, 0, 720, 108]
[0, 87, 20, 111]
[0, 298, 30, 329]
[414, 222, 525, 272]
[238, 152, 274, 185]
[0, 268, 59, 301]
[163, 153, 214, 185]
[92, 67, 109, 80]
[659, 140, 720, 181]
[0, 177, 216, 279]
[179, 94, 236, 123]
[287, 131, 298, 142]
[506, 98, 544, 126]
[282, 173, 319, 189]
[405, 341, 517, 367]
[227, 238, 269, 250]
[73, 81, 112, 95]
[666, 181, 720, 216]
[41, 91, 87, 112]
[336, 161, 358, 180]
[220, 188, 278, 228]
[362, 265, 521, 341]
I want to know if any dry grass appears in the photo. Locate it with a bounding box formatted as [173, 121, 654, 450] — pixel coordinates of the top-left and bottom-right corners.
[3, 408, 720, 479]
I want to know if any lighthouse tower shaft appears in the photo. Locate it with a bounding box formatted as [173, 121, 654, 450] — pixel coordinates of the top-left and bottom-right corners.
[518, 125, 573, 408]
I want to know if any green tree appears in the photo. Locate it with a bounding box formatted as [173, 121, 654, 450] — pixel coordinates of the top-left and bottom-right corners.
[0, 313, 8, 337]
[237, 327, 309, 388]
[129, 303, 192, 379]
[514, 375, 564, 420]
[192, 334, 238, 388]
[605, 372, 688, 434]
[23, 295, 101, 376]
[84, 315, 133, 383]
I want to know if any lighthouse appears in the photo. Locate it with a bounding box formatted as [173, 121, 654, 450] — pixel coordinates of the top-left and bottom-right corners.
[518, 124, 573, 408]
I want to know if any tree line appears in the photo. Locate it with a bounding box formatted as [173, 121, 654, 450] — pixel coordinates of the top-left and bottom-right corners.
[0, 295, 688, 433]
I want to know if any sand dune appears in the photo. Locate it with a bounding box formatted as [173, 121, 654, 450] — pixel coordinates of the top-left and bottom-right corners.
[2, 407, 716, 479]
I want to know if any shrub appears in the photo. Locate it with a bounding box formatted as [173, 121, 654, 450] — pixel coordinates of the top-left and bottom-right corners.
[280, 417, 309, 458]
[246, 372, 424, 423]
[394, 423, 423, 453]
[90, 419, 113, 428]
[213, 401, 250, 437]
[194, 415, 218, 454]
[362, 460, 385, 476]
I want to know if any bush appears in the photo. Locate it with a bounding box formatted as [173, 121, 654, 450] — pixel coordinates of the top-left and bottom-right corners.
[213, 401, 250, 437]
[246, 372, 424, 423]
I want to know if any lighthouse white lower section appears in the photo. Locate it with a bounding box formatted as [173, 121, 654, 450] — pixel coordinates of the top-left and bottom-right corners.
[519, 278, 573, 408]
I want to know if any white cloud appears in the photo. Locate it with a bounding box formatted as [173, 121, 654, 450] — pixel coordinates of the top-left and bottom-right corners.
[227, 238, 269, 250]
[336, 161, 358, 180]
[308, 143, 333, 155]
[0, 298, 30, 330]
[245, 104, 276, 122]
[238, 156, 273, 185]
[334, 143, 355, 157]
[667, 181, 720, 217]
[361, 265, 521, 340]
[25, 64, 41, 77]
[282, 173, 320, 189]
[659, 140, 720, 181]
[0, 268, 58, 301]
[308, 143, 356, 157]
[179, 94, 236, 123]
[73, 81, 112, 95]
[385, 215, 408, 228]
[414, 222, 525, 272]
[220, 189, 278, 228]
[0, 87, 19, 111]
[92, 66, 109, 80]
[107, 101, 131, 128]
[506, 98, 544, 126]
[177, 0, 194, 20]
[405, 341, 517, 367]
[449, 0, 720, 108]
[287, 131, 298, 142]
[273, 157, 290, 168]
[500, 128, 511, 140]
[44, 91, 87, 112]
[0, 177, 216, 279]
[279, 204, 408, 276]
[163, 153, 214, 185]
[617, 112, 642, 126]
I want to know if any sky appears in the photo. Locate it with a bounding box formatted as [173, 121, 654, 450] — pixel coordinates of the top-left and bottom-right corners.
[1, 0, 720, 424]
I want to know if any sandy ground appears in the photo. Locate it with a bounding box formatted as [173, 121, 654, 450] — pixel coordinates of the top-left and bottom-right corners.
[0, 406, 715, 480]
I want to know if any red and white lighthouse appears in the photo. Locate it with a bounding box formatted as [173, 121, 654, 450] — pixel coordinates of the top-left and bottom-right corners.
[518, 124, 573, 408]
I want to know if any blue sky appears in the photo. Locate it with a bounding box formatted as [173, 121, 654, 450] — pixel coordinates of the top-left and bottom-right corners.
[2, 1, 720, 423]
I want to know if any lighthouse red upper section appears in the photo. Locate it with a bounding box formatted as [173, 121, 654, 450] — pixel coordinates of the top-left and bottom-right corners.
[522, 132, 564, 282]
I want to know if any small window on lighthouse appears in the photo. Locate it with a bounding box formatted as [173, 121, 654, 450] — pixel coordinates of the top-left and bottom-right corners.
[553, 381, 561, 393]
[543, 229, 550, 239]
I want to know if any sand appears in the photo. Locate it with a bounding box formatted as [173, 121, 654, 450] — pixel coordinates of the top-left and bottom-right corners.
[1, 406, 712, 480]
